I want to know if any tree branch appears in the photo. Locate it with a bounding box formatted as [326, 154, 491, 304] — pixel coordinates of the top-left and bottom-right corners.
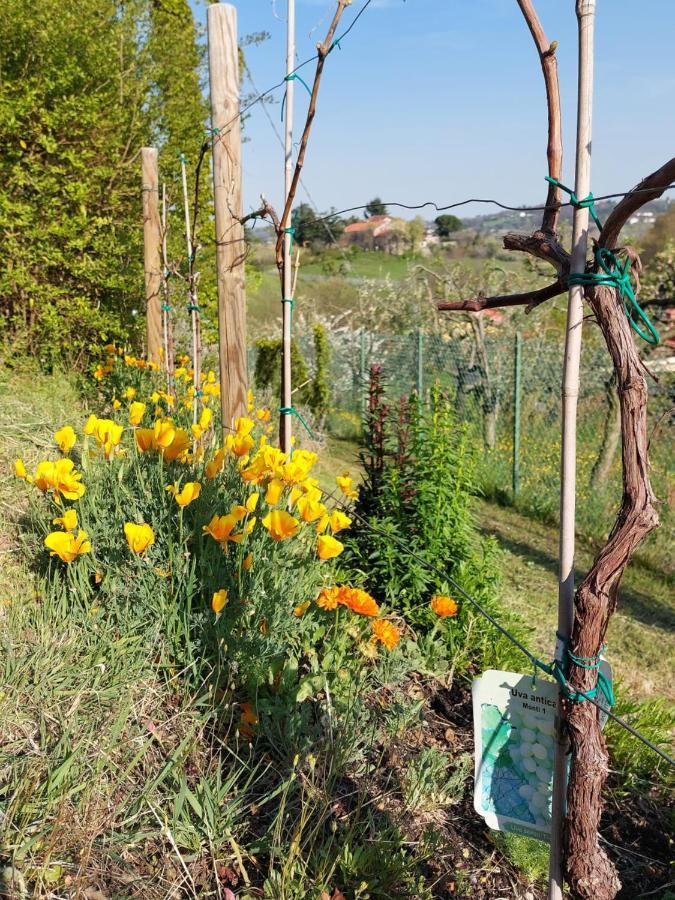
[599, 157, 675, 248]
[274, 0, 351, 277]
[516, 0, 563, 234]
[437, 280, 565, 312]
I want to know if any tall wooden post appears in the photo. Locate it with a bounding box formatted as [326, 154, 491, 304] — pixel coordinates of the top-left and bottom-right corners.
[549, 2, 596, 898]
[180, 154, 202, 425]
[207, 3, 247, 431]
[141, 147, 162, 365]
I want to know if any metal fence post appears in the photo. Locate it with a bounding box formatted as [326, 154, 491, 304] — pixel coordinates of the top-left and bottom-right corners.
[512, 331, 522, 497]
[416, 329, 424, 400]
[360, 329, 367, 418]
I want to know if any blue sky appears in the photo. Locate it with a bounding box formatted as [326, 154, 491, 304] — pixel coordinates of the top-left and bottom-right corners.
[190, 0, 675, 219]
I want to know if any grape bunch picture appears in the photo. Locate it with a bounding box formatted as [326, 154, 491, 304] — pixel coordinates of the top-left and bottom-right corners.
[480, 702, 555, 828]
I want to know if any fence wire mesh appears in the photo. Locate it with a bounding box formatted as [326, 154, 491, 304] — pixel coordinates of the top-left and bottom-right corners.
[253, 330, 673, 559]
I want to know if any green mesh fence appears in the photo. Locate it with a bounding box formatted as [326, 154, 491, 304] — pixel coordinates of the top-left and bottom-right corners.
[251, 331, 673, 559]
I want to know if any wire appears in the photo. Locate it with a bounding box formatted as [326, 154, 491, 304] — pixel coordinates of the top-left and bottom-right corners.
[308, 185, 675, 224]
[328, 491, 675, 767]
[212, 0, 375, 143]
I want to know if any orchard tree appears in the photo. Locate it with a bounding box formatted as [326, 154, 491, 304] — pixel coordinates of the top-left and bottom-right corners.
[435, 214, 463, 237]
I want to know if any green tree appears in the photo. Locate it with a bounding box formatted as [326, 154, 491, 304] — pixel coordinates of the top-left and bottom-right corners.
[406, 216, 426, 252]
[434, 214, 463, 237]
[364, 197, 387, 218]
[0, 0, 207, 370]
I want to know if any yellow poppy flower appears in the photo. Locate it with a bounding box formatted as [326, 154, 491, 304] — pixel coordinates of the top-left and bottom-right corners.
[242, 552, 253, 571]
[246, 389, 255, 412]
[256, 407, 271, 422]
[205, 448, 225, 479]
[124, 522, 154, 554]
[199, 408, 213, 430]
[34, 458, 86, 500]
[202, 513, 243, 547]
[212, 589, 228, 614]
[54, 425, 76, 454]
[112, 398, 122, 410]
[14, 459, 27, 480]
[163, 429, 191, 463]
[282, 450, 318, 485]
[293, 601, 311, 617]
[153, 418, 176, 449]
[265, 478, 284, 506]
[317, 534, 344, 560]
[430, 595, 459, 618]
[52, 508, 78, 531]
[336, 473, 358, 500]
[44, 529, 91, 563]
[124, 387, 136, 400]
[135, 428, 155, 453]
[226, 432, 254, 458]
[371, 620, 401, 650]
[296, 496, 326, 524]
[328, 510, 352, 534]
[171, 481, 201, 507]
[246, 492, 259, 512]
[83, 414, 98, 435]
[191, 423, 204, 440]
[262, 509, 299, 542]
[129, 401, 146, 426]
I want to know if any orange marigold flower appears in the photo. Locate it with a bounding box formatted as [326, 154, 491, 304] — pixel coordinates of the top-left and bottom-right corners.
[430, 594, 459, 618]
[371, 619, 401, 650]
[339, 587, 380, 617]
[315, 586, 341, 610]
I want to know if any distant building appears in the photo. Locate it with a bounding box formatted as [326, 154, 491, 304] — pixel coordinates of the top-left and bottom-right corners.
[343, 215, 394, 251]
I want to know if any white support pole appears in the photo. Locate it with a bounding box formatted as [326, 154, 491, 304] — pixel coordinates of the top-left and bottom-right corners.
[280, 0, 295, 453]
[160, 182, 172, 393]
[180, 154, 201, 425]
[548, 2, 596, 898]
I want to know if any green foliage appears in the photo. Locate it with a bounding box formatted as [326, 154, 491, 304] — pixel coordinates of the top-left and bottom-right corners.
[434, 214, 463, 237]
[345, 369, 525, 674]
[0, 0, 207, 369]
[365, 197, 387, 218]
[254, 337, 310, 406]
[308, 324, 331, 420]
[293, 203, 345, 247]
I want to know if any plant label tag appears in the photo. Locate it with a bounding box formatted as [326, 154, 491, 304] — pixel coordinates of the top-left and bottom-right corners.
[472, 669, 558, 843]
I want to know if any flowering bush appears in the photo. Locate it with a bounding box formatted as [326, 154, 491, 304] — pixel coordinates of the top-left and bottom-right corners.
[15, 347, 411, 740]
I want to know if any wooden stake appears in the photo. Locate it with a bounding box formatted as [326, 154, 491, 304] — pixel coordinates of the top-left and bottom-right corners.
[207, 3, 247, 433]
[141, 147, 162, 365]
[280, 0, 296, 453]
[180, 155, 201, 424]
[160, 183, 175, 395]
[548, 3, 596, 898]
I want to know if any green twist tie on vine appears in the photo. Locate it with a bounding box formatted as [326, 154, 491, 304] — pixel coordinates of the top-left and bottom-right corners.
[279, 406, 315, 438]
[329, 38, 342, 51]
[187, 303, 200, 313]
[283, 225, 295, 255]
[545, 175, 604, 232]
[194, 389, 204, 398]
[161, 303, 171, 312]
[281, 73, 312, 121]
[569, 249, 660, 345]
[179, 152, 187, 165]
[533, 636, 615, 708]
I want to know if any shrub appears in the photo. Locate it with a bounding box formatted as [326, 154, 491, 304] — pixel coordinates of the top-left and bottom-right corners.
[344, 365, 526, 674]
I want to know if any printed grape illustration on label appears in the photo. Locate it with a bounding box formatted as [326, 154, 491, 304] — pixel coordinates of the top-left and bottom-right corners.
[472, 670, 559, 842]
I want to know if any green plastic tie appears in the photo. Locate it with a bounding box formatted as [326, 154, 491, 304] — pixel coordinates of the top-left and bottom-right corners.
[569, 249, 660, 345]
[194, 389, 204, 398]
[329, 38, 342, 52]
[545, 175, 604, 232]
[179, 152, 187, 165]
[161, 303, 171, 312]
[279, 405, 315, 438]
[283, 225, 295, 256]
[187, 303, 200, 313]
[281, 74, 312, 121]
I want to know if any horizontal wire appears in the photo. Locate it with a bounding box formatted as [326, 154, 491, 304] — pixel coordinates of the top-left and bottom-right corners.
[325, 490, 675, 768]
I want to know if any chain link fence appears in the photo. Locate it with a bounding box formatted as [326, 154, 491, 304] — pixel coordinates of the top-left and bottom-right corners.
[266, 330, 673, 559]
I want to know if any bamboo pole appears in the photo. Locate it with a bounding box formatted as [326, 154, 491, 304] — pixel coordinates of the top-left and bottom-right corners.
[180, 154, 201, 425]
[207, 3, 247, 433]
[548, 3, 596, 897]
[280, 0, 296, 453]
[141, 147, 162, 365]
[512, 331, 522, 497]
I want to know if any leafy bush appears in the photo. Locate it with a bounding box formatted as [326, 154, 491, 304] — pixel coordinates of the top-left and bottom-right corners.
[345, 365, 526, 674]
